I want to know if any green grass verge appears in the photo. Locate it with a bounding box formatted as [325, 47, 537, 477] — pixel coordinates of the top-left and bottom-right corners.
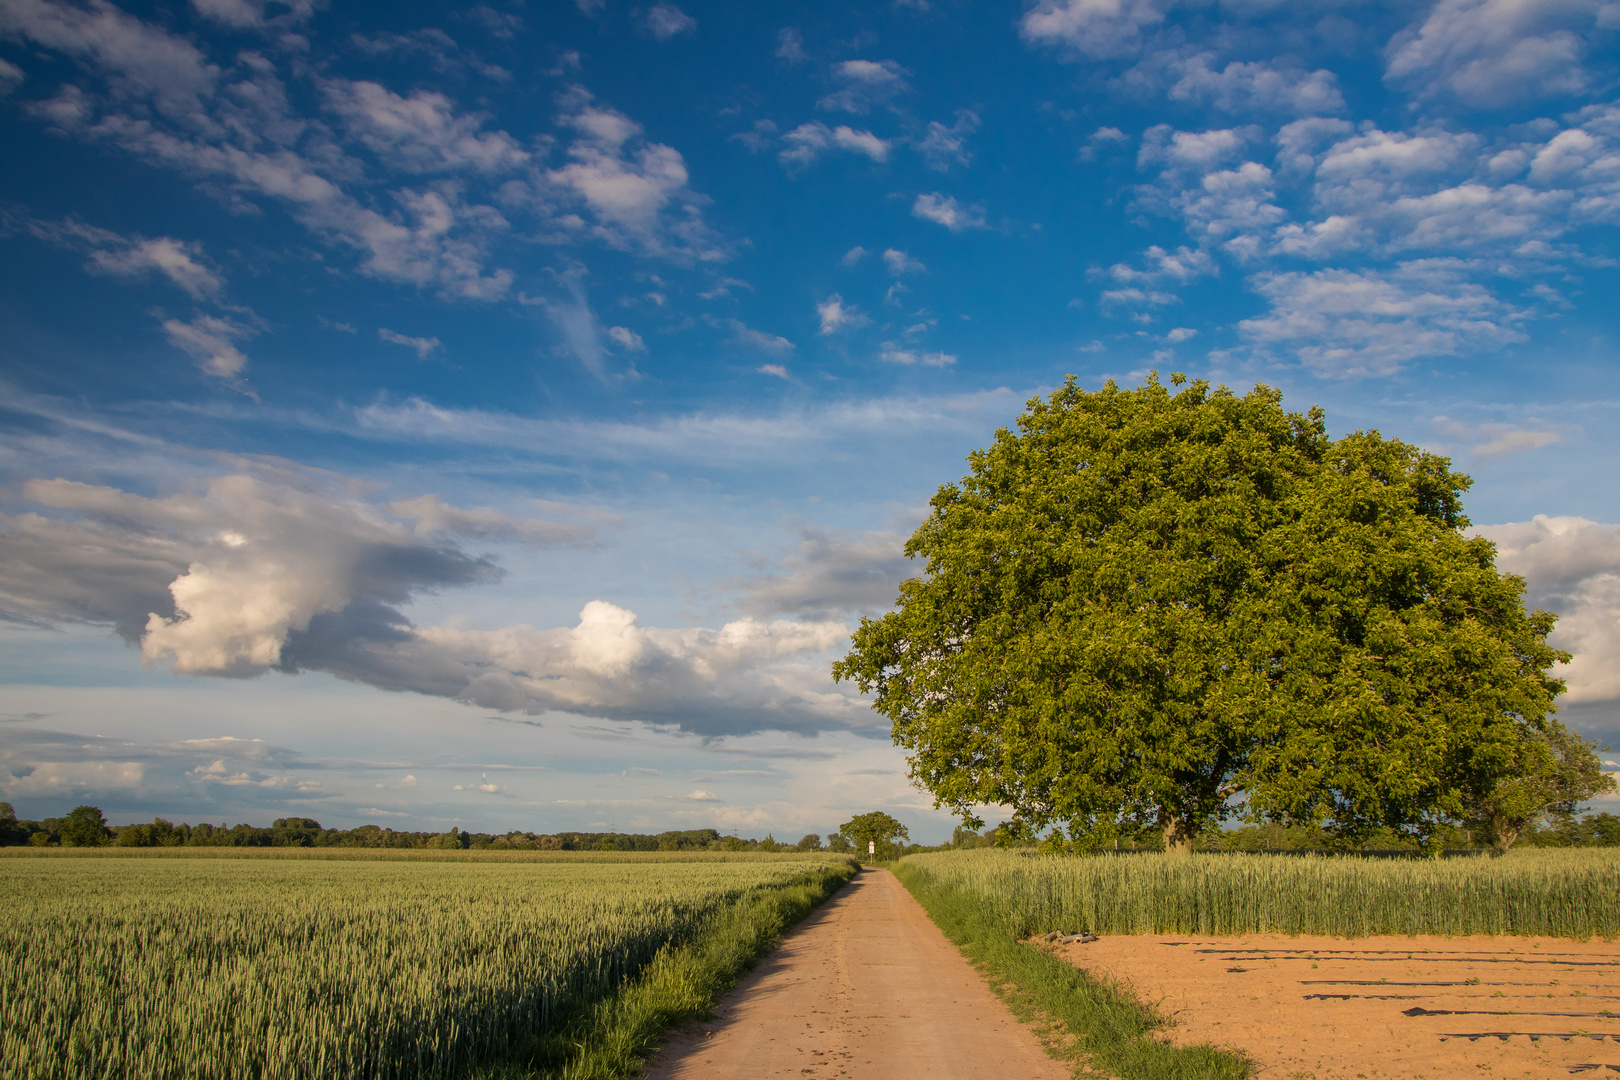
[473, 859, 859, 1080]
[894, 861, 1252, 1080]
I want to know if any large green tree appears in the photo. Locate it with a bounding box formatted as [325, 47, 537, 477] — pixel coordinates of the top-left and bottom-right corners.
[60, 805, 109, 847]
[838, 811, 910, 858]
[833, 375, 1571, 852]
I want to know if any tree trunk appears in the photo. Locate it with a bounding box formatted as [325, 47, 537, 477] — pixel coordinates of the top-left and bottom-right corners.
[1161, 816, 1194, 854]
[1490, 813, 1520, 853]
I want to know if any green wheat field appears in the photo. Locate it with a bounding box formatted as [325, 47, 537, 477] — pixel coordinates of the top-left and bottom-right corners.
[899, 848, 1620, 939]
[0, 849, 853, 1080]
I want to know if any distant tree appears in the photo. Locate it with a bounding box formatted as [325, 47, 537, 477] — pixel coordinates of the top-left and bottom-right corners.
[271, 818, 322, 847]
[0, 801, 17, 845]
[1469, 722, 1616, 851]
[759, 833, 781, 852]
[825, 831, 852, 853]
[60, 805, 109, 847]
[834, 375, 1569, 853]
[795, 833, 823, 852]
[839, 812, 909, 859]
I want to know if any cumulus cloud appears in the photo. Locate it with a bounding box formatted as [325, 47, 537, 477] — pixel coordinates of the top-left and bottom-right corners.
[757, 363, 790, 379]
[545, 90, 725, 261]
[605, 326, 646, 352]
[917, 110, 979, 170]
[1476, 516, 1620, 705]
[1386, 0, 1609, 107]
[1239, 261, 1527, 377]
[911, 192, 987, 231]
[776, 27, 807, 63]
[778, 122, 892, 169]
[643, 4, 696, 40]
[163, 314, 253, 378]
[1167, 55, 1345, 116]
[0, 470, 871, 736]
[816, 294, 868, 334]
[1020, 0, 1169, 58]
[324, 80, 529, 174]
[882, 248, 925, 275]
[817, 59, 910, 114]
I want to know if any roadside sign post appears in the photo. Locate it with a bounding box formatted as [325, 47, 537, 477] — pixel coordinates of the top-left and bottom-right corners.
[868, 840, 875, 857]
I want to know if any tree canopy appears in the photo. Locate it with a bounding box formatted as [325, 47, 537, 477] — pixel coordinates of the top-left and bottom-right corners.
[832, 375, 1573, 852]
[838, 811, 910, 853]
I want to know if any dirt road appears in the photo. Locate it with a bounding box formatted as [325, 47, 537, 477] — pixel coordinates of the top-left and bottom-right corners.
[644, 868, 1069, 1080]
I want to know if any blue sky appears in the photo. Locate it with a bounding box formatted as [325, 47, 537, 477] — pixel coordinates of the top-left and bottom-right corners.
[2, 0, 1619, 841]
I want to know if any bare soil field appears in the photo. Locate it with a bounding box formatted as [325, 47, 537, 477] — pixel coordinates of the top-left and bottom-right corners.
[1053, 932, 1620, 1079]
[645, 868, 1068, 1080]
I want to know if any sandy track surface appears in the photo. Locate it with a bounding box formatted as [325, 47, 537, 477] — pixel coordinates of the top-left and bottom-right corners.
[644, 868, 1069, 1080]
[1057, 932, 1620, 1079]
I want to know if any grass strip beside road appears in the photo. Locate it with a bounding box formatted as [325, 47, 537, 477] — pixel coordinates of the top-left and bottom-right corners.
[477, 858, 860, 1080]
[895, 860, 1252, 1080]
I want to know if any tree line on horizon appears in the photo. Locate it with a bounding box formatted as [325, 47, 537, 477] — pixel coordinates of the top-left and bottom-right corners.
[0, 803, 883, 853]
[4, 801, 1617, 854]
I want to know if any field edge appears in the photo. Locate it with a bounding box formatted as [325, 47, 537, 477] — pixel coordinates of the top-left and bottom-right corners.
[893, 859, 1254, 1080]
[471, 858, 860, 1080]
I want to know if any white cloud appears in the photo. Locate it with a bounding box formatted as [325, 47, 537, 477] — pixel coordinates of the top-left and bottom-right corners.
[162, 314, 251, 377]
[1476, 516, 1620, 705]
[687, 789, 720, 801]
[817, 59, 910, 114]
[606, 325, 646, 352]
[911, 192, 987, 231]
[88, 236, 223, 299]
[545, 91, 724, 261]
[1165, 326, 1198, 342]
[1386, 0, 1607, 107]
[917, 109, 979, 171]
[378, 327, 442, 358]
[757, 363, 790, 379]
[1100, 286, 1179, 310]
[0, 57, 23, 94]
[324, 80, 528, 174]
[644, 4, 696, 40]
[191, 0, 315, 28]
[1167, 55, 1345, 116]
[778, 122, 892, 168]
[883, 248, 925, 275]
[816, 294, 868, 334]
[841, 245, 869, 266]
[1079, 125, 1129, 160]
[879, 344, 955, 366]
[1138, 124, 1255, 172]
[727, 319, 795, 353]
[1239, 261, 1526, 377]
[776, 27, 807, 63]
[1431, 416, 1563, 456]
[0, 0, 219, 123]
[1020, 0, 1169, 58]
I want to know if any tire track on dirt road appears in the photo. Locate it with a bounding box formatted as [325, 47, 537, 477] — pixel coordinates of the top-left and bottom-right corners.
[645, 868, 1069, 1080]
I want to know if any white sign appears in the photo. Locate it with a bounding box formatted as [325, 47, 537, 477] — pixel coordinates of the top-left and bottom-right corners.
[868, 840, 875, 855]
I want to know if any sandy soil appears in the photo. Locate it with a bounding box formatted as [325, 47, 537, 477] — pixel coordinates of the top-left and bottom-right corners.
[643, 868, 1069, 1080]
[1051, 932, 1620, 1079]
